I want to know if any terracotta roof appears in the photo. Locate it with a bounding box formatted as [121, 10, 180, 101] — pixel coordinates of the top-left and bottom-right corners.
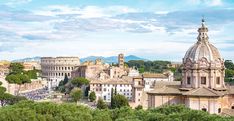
[90, 78, 132, 85]
[147, 81, 228, 97]
[153, 81, 181, 89]
[143, 73, 167, 78]
[147, 81, 182, 95]
[147, 85, 182, 95]
[182, 87, 224, 97]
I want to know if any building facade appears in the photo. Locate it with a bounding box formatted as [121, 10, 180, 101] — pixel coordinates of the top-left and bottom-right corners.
[90, 79, 132, 102]
[22, 61, 41, 71]
[146, 19, 234, 115]
[41, 57, 80, 88]
[71, 59, 109, 79]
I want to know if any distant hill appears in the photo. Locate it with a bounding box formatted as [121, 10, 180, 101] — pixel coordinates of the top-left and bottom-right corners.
[80, 55, 147, 63]
[12, 55, 147, 63]
[12, 56, 41, 62]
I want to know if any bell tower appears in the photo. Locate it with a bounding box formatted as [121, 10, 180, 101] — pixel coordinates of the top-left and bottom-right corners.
[118, 53, 124, 68]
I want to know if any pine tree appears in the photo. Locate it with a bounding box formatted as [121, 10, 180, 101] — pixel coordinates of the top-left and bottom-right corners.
[63, 73, 69, 85]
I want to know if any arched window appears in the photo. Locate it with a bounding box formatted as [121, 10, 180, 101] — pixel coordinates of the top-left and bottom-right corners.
[231, 106, 234, 109]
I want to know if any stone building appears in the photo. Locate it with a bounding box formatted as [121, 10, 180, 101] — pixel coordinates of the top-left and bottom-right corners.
[131, 71, 175, 108]
[41, 57, 80, 88]
[146, 19, 234, 115]
[22, 61, 41, 71]
[143, 71, 174, 91]
[90, 78, 132, 102]
[71, 59, 109, 79]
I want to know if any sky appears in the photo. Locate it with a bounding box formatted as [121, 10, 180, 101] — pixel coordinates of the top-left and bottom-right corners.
[0, 0, 234, 61]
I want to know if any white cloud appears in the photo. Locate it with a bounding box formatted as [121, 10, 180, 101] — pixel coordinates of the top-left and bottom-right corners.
[209, 0, 223, 6]
[34, 5, 138, 18]
[4, 0, 32, 6]
[188, 0, 223, 6]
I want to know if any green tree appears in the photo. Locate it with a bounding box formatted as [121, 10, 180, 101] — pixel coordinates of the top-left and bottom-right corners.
[89, 91, 96, 102]
[135, 105, 143, 110]
[5, 74, 31, 95]
[6, 63, 32, 95]
[92, 110, 112, 121]
[225, 60, 234, 70]
[9, 62, 24, 75]
[63, 73, 69, 85]
[226, 69, 234, 78]
[97, 98, 108, 109]
[71, 77, 89, 87]
[111, 94, 129, 109]
[23, 69, 37, 79]
[70, 88, 82, 102]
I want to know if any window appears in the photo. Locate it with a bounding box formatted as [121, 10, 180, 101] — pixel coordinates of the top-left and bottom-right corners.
[218, 108, 221, 113]
[232, 106, 234, 109]
[201, 77, 206, 84]
[104, 88, 106, 91]
[202, 108, 207, 112]
[104, 96, 106, 100]
[216, 77, 220, 85]
[187, 77, 191, 84]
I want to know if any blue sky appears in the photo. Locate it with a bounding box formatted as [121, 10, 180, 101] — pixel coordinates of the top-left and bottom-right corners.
[0, 0, 234, 61]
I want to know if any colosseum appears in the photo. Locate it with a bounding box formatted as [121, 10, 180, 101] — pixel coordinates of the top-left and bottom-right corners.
[41, 57, 80, 89]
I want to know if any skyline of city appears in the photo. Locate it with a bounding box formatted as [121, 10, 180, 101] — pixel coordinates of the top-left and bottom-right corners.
[0, 0, 234, 61]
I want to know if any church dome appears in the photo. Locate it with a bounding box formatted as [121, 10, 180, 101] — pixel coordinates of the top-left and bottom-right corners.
[183, 19, 222, 63]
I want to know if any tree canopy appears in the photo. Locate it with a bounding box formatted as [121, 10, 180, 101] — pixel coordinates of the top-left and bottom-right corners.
[96, 98, 108, 109]
[70, 88, 83, 102]
[5, 63, 36, 85]
[0, 101, 233, 121]
[111, 94, 129, 109]
[0, 82, 27, 106]
[9, 62, 24, 75]
[224, 60, 234, 82]
[89, 91, 96, 102]
[126, 60, 171, 73]
[71, 77, 90, 87]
